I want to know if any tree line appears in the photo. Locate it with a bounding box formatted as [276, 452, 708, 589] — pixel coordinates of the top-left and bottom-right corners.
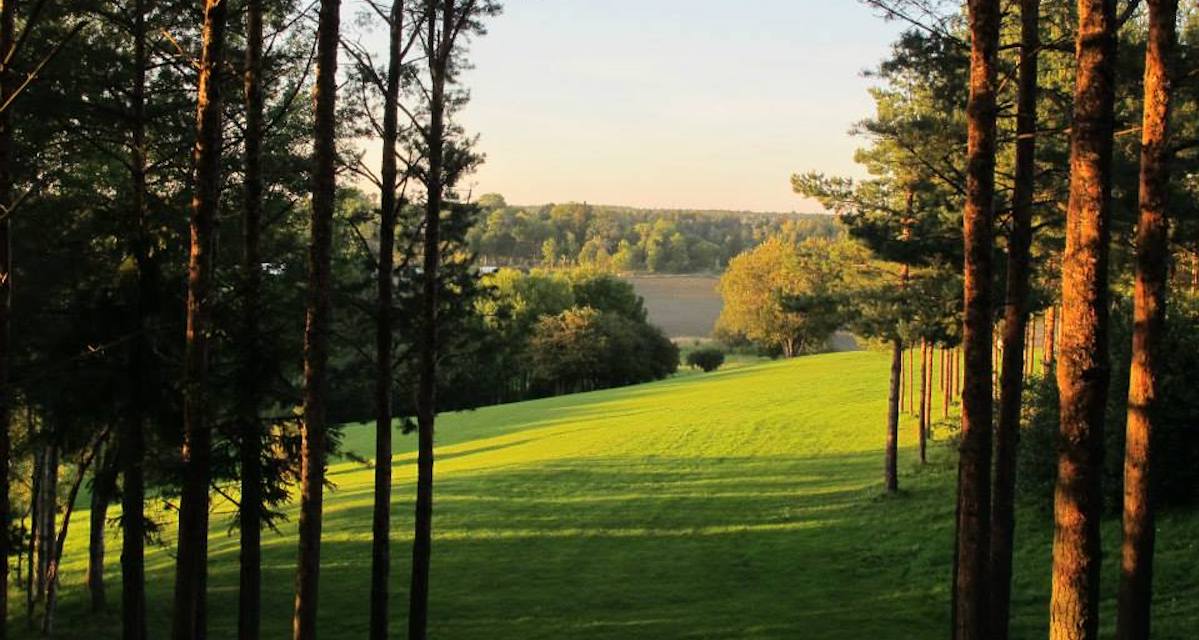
[466, 194, 844, 273]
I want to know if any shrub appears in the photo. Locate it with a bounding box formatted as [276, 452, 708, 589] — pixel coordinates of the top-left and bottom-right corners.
[686, 346, 726, 372]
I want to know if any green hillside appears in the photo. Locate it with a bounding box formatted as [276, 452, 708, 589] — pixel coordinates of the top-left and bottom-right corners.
[23, 352, 1199, 638]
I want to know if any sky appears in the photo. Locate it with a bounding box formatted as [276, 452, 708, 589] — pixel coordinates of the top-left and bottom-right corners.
[358, 1, 906, 213]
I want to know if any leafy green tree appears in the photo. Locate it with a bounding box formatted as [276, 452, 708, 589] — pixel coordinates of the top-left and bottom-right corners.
[717, 236, 856, 357]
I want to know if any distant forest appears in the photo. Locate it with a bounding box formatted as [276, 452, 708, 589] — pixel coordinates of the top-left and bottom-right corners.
[465, 194, 844, 273]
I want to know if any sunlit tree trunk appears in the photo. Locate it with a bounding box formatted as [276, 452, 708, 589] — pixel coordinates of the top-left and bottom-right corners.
[293, 0, 340, 637]
[953, 0, 1001, 637]
[370, 2, 404, 637]
[990, 2, 1040, 636]
[1051, 1, 1117, 638]
[1044, 306, 1057, 369]
[1117, 1, 1177, 638]
[173, 1, 228, 636]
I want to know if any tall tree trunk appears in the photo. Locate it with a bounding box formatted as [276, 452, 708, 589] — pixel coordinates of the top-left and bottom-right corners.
[918, 340, 928, 464]
[87, 489, 108, 609]
[1051, 1, 1117, 638]
[293, 0, 339, 636]
[43, 431, 107, 636]
[37, 443, 58, 605]
[953, 0, 1000, 637]
[990, 2, 1040, 635]
[885, 338, 901, 492]
[908, 344, 915, 414]
[1044, 306, 1057, 370]
[238, 0, 265, 636]
[0, 0, 13, 633]
[123, 2, 152, 636]
[173, 1, 228, 637]
[409, 3, 451, 636]
[370, 2, 404, 638]
[944, 346, 952, 418]
[88, 444, 115, 613]
[26, 445, 40, 627]
[1117, 1, 1177, 637]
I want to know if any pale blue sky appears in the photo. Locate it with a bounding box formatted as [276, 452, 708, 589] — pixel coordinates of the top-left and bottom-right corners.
[358, 1, 905, 212]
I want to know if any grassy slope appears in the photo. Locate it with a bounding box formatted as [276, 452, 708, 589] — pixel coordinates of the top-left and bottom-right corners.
[19, 352, 1199, 638]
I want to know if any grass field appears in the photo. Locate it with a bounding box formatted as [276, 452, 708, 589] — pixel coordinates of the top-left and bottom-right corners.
[17, 351, 1199, 638]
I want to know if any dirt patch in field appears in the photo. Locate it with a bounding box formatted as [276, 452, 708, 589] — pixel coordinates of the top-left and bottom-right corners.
[624, 274, 723, 339]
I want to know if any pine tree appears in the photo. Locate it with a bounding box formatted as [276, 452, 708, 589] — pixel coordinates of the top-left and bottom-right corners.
[293, 0, 341, 636]
[1050, 0, 1118, 637]
[172, 0, 228, 636]
[989, 1, 1040, 635]
[1117, 1, 1178, 637]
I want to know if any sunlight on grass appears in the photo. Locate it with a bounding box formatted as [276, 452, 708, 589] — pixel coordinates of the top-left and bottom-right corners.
[16, 351, 1198, 639]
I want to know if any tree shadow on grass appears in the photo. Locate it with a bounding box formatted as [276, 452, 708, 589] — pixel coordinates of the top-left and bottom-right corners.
[30, 451, 1199, 640]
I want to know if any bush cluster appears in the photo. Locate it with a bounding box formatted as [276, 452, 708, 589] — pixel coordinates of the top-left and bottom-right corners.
[686, 347, 726, 372]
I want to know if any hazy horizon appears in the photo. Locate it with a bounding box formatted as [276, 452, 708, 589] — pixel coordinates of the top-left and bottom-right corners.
[353, 1, 905, 213]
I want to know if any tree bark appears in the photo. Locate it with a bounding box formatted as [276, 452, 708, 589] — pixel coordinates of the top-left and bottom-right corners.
[0, 0, 13, 633]
[918, 340, 928, 464]
[886, 338, 901, 492]
[88, 444, 115, 613]
[37, 444, 58, 605]
[953, 0, 1001, 637]
[43, 431, 107, 636]
[238, 0, 265, 637]
[1044, 306, 1057, 370]
[1051, 1, 1117, 638]
[1117, 1, 1177, 638]
[901, 345, 911, 417]
[173, 1, 228, 637]
[293, 0, 340, 636]
[989, 2, 1040, 635]
[370, 2, 404, 638]
[26, 444, 40, 627]
[409, 3, 451, 636]
[87, 488, 108, 609]
[123, 2, 153, 636]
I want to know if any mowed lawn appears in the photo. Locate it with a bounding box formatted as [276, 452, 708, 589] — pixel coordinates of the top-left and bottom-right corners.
[19, 351, 1199, 638]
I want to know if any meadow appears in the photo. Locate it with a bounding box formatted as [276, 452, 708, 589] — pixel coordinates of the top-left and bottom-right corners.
[19, 351, 1199, 639]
